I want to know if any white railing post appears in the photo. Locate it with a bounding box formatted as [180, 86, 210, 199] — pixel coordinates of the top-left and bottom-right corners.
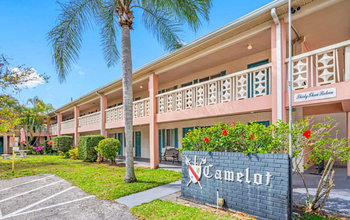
[345, 46, 350, 81]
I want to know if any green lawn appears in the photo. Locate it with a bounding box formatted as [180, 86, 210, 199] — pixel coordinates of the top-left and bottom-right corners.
[0, 155, 181, 200]
[131, 200, 339, 220]
[131, 200, 241, 220]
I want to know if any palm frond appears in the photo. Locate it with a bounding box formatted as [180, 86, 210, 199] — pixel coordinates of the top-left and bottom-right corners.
[97, 0, 120, 67]
[140, 0, 212, 32]
[137, 4, 183, 51]
[47, 0, 103, 83]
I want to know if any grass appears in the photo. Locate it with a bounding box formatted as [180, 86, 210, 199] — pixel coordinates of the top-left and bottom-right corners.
[0, 155, 181, 200]
[131, 200, 241, 220]
[131, 200, 340, 220]
[294, 213, 338, 220]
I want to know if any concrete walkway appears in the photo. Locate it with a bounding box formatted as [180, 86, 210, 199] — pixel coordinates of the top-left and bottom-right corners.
[115, 180, 181, 208]
[0, 174, 137, 220]
[293, 167, 350, 215]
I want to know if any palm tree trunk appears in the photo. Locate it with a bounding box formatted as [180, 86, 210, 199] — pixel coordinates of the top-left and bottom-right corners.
[121, 24, 136, 183]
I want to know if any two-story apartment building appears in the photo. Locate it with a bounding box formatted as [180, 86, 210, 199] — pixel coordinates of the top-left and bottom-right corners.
[1, 0, 349, 178]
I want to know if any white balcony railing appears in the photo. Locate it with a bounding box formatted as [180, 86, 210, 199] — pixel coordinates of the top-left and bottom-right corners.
[156, 64, 271, 114]
[286, 40, 350, 90]
[78, 112, 100, 128]
[61, 119, 75, 131]
[133, 98, 151, 118]
[105, 98, 150, 123]
[49, 124, 57, 133]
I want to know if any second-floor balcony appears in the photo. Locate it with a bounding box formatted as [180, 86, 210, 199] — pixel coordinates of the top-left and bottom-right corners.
[105, 98, 151, 129]
[156, 64, 272, 116]
[49, 124, 58, 135]
[78, 111, 101, 132]
[287, 40, 350, 90]
[61, 119, 75, 134]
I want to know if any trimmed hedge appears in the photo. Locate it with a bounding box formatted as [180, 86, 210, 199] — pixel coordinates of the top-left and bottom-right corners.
[96, 138, 121, 164]
[78, 135, 105, 162]
[52, 136, 73, 153]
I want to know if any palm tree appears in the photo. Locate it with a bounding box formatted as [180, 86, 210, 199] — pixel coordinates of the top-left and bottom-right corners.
[48, 0, 212, 183]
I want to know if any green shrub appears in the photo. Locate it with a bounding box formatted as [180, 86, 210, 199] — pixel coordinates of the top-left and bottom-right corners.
[68, 148, 79, 159]
[78, 135, 105, 162]
[52, 136, 73, 153]
[96, 138, 121, 164]
[182, 121, 275, 154]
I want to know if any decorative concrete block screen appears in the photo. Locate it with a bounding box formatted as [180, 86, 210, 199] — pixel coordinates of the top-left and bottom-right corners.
[181, 151, 290, 220]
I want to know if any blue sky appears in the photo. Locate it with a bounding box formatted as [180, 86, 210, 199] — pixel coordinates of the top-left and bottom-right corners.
[0, 0, 271, 109]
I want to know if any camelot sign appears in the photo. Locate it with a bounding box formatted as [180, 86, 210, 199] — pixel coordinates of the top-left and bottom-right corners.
[181, 151, 291, 220]
[294, 88, 336, 103]
[185, 156, 272, 190]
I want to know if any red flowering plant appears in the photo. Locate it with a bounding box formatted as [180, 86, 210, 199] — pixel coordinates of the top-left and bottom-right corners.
[181, 117, 350, 214]
[181, 121, 274, 153]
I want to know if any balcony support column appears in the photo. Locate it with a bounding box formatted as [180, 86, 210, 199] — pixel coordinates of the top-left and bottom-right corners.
[74, 106, 80, 147]
[149, 73, 159, 169]
[271, 15, 287, 124]
[98, 94, 108, 138]
[57, 113, 62, 136]
[4, 134, 8, 154]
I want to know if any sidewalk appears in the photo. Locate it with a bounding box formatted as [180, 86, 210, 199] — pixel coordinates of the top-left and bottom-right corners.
[115, 180, 181, 207]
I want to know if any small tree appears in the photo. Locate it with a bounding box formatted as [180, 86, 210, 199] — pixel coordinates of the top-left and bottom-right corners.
[96, 138, 121, 165]
[273, 117, 350, 214]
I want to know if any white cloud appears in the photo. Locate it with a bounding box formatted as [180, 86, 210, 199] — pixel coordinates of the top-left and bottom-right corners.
[73, 64, 85, 75]
[11, 67, 45, 89]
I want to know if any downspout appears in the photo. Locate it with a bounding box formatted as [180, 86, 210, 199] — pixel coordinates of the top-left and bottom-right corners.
[271, 8, 283, 121]
[95, 92, 104, 136]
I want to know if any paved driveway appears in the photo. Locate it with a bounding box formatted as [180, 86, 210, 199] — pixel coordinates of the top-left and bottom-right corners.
[0, 174, 137, 220]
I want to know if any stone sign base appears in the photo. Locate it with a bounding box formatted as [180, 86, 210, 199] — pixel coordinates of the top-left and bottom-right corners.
[181, 151, 291, 220]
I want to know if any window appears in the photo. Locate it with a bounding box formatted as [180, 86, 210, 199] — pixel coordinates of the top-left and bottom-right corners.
[247, 59, 269, 98]
[165, 128, 179, 148]
[135, 97, 141, 101]
[181, 81, 193, 88]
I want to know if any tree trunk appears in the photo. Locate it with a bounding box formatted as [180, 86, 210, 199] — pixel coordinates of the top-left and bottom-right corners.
[121, 24, 136, 183]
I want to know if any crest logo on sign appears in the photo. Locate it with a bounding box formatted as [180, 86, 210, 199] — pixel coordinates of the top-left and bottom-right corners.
[185, 155, 206, 190]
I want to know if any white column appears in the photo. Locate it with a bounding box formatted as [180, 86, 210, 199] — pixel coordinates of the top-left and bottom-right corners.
[4, 135, 8, 154]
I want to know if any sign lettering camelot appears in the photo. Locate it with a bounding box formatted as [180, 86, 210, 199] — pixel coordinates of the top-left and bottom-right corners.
[294, 88, 336, 103]
[185, 156, 272, 190]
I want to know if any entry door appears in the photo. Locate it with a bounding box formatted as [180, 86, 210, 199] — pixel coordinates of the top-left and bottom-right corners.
[117, 133, 123, 155]
[135, 131, 141, 157]
[0, 138, 3, 154]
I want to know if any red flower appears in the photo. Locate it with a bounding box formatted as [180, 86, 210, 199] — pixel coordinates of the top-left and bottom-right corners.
[303, 130, 311, 139]
[221, 127, 224, 129]
[222, 129, 228, 136]
[209, 130, 212, 133]
[250, 134, 254, 140]
[204, 137, 210, 143]
[232, 121, 236, 126]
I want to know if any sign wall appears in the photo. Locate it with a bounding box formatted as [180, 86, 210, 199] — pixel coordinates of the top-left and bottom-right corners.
[181, 151, 291, 220]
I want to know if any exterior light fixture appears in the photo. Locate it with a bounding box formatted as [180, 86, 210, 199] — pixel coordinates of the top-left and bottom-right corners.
[140, 85, 143, 89]
[247, 44, 252, 50]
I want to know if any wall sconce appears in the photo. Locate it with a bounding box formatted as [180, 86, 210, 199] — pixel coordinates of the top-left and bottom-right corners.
[140, 85, 143, 89]
[247, 44, 252, 50]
